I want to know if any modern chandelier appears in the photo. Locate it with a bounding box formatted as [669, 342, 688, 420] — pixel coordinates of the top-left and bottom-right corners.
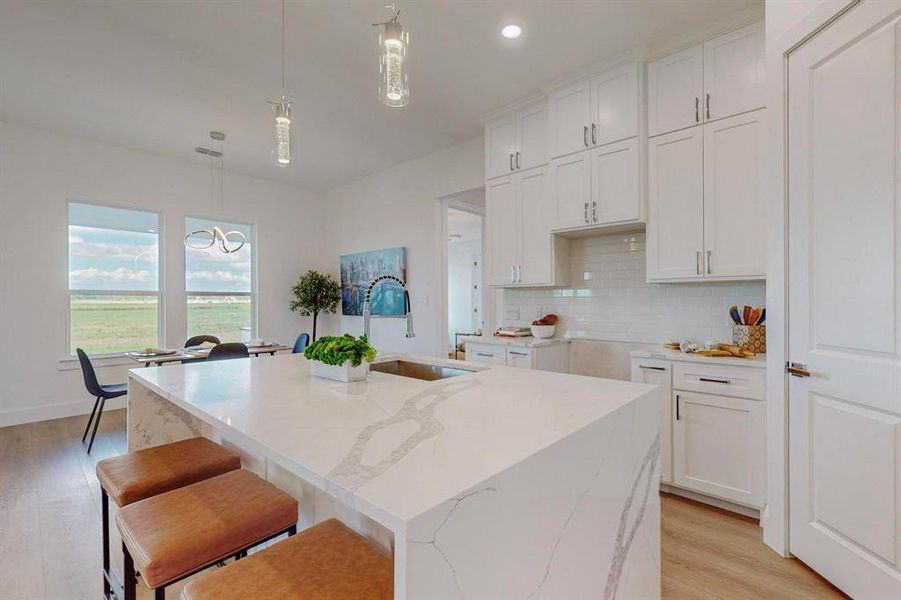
[185, 132, 246, 254]
[373, 4, 410, 108]
[269, 0, 293, 166]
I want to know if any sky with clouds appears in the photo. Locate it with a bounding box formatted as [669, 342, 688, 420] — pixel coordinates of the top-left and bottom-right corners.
[69, 225, 251, 293]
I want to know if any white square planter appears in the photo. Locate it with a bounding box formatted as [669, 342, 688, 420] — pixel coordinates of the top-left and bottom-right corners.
[310, 360, 369, 383]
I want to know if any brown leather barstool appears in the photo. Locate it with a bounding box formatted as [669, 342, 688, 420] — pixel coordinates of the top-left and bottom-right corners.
[179, 519, 393, 600]
[116, 469, 298, 600]
[95, 437, 241, 599]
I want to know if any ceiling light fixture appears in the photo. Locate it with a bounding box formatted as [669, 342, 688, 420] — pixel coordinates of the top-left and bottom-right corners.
[268, 0, 293, 166]
[186, 132, 246, 254]
[373, 4, 410, 108]
[501, 24, 522, 39]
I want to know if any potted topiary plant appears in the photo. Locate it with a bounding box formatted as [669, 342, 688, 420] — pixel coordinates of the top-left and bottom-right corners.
[290, 270, 341, 342]
[304, 334, 377, 382]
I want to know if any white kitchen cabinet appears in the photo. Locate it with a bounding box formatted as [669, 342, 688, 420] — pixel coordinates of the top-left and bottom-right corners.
[548, 62, 640, 159]
[703, 22, 765, 122]
[486, 168, 568, 288]
[590, 137, 641, 225]
[630, 358, 673, 483]
[631, 350, 765, 512]
[486, 177, 519, 286]
[703, 110, 766, 278]
[647, 46, 704, 137]
[646, 127, 704, 280]
[485, 101, 547, 180]
[550, 151, 591, 229]
[648, 22, 763, 137]
[466, 340, 569, 373]
[672, 390, 765, 508]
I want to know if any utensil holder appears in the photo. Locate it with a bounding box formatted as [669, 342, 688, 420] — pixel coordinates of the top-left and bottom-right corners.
[733, 325, 766, 353]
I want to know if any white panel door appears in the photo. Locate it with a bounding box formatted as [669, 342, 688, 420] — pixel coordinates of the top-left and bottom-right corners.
[485, 177, 519, 286]
[647, 45, 704, 137]
[590, 137, 640, 225]
[547, 79, 591, 159]
[590, 63, 639, 147]
[550, 151, 591, 230]
[631, 359, 673, 483]
[702, 109, 766, 279]
[485, 115, 518, 180]
[703, 22, 765, 121]
[519, 168, 553, 285]
[517, 103, 547, 172]
[646, 128, 704, 280]
[788, 2, 901, 597]
[672, 391, 764, 507]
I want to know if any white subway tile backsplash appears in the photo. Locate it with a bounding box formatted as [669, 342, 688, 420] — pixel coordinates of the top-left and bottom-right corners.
[502, 232, 765, 346]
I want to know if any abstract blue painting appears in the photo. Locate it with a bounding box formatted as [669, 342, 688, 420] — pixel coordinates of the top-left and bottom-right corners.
[340, 247, 407, 317]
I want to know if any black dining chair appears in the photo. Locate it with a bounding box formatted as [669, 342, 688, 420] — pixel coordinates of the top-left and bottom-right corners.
[76, 348, 127, 454]
[185, 334, 221, 347]
[206, 342, 249, 362]
[292, 333, 310, 354]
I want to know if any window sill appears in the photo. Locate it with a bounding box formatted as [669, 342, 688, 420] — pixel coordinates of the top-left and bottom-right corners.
[58, 353, 136, 371]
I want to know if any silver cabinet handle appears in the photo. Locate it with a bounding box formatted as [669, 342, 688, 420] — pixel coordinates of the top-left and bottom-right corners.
[511, 265, 515, 283]
[695, 97, 700, 123]
[591, 123, 597, 145]
[639, 365, 666, 371]
[509, 153, 514, 171]
[699, 377, 730, 384]
[509, 351, 528, 357]
[475, 352, 494, 358]
[515, 151, 521, 169]
[583, 125, 589, 147]
[584, 202, 589, 223]
[592, 201, 598, 222]
[706, 250, 712, 274]
[676, 394, 681, 420]
[706, 93, 711, 120]
[696, 251, 701, 275]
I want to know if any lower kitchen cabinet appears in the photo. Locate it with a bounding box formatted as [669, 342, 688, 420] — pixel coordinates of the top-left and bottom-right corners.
[631, 350, 765, 512]
[465, 340, 569, 373]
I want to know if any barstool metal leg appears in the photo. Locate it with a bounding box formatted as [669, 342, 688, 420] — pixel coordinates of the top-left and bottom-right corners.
[154, 588, 165, 599]
[82, 396, 101, 443]
[87, 396, 106, 454]
[123, 543, 137, 600]
[102, 490, 111, 598]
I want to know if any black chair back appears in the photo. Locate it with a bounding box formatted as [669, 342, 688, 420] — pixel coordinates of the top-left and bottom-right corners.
[76, 348, 104, 397]
[185, 335, 221, 347]
[292, 333, 311, 354]
[207, 342, 249, 362]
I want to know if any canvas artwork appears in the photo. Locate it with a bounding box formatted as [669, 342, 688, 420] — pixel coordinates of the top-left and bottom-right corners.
[340, 247, 407, 317]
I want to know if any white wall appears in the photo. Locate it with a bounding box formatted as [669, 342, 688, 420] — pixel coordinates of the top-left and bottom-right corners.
[321, 137, 484, 356]
[0, 121, 327, 426]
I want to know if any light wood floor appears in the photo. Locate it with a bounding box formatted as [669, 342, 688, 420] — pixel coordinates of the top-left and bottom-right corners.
[0, 410, 847, 599]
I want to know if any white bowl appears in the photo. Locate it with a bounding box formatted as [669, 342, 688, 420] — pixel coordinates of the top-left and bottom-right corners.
[531, 325, 556, 339]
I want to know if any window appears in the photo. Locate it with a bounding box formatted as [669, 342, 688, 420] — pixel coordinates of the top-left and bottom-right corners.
[185, 217, 253, 343]
[68, 202, 161, 355]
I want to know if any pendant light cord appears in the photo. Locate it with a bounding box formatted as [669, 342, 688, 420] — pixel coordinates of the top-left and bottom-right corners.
[281, 0, 286, 95]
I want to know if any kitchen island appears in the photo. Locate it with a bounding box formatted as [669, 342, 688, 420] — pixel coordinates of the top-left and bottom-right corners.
[127, 353, 661, 599]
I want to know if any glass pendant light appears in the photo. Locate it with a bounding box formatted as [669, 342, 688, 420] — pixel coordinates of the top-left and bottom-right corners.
[374, 5, 410, 108]
[270, 0, 293, 166]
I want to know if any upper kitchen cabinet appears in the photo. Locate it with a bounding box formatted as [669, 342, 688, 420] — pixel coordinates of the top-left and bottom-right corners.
[485, 101, 548, 180]
[547, 62, 640, 159]
[647, 46, 704, 138]
[648, 22, 764, 137]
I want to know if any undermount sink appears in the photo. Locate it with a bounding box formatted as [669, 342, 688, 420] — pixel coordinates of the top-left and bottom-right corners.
[370, 360, 475, 381]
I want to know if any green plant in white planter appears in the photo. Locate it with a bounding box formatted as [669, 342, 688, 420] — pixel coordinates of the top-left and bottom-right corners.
[304, 334, 376, 382]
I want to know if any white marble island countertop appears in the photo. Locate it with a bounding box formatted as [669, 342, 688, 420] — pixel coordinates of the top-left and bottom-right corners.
[129, 352, 652, 528]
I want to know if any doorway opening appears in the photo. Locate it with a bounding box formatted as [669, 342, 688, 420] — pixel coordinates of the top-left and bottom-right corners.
[445, 201, 484, 360]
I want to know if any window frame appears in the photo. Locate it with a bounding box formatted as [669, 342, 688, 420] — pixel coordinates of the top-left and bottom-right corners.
[183, 214, 258, 342]
[66, 199, 165, 358]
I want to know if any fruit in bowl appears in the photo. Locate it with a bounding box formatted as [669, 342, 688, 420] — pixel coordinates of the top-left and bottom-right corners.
[531, 314, 558, 339]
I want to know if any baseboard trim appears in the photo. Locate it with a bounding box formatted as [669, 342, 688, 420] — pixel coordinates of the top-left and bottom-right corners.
[661, 483, 762, 521]
[0, 397, 127, 428]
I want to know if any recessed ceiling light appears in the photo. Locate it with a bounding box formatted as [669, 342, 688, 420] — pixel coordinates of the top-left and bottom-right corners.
[501, 24, 522, 39]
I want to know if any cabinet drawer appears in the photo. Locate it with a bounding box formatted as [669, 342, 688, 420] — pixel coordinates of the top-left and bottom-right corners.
[466, 343, 506, 365]
[506, 348, 533, 369]
[672, 362, 764, 400]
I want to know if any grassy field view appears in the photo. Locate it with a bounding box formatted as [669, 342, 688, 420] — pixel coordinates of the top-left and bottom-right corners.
[70, 296, 250, 354]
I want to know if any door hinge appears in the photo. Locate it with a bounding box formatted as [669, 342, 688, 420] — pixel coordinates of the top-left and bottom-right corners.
[785, 361, 811, 378]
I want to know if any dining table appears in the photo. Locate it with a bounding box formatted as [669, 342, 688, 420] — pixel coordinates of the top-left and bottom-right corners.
[125, 345, 291, 367]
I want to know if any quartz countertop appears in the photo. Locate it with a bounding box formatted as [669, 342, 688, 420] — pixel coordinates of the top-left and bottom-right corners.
[461, 334, 571, 348]
[630, 347, 767, 369]
[129, 352, 656, 529]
